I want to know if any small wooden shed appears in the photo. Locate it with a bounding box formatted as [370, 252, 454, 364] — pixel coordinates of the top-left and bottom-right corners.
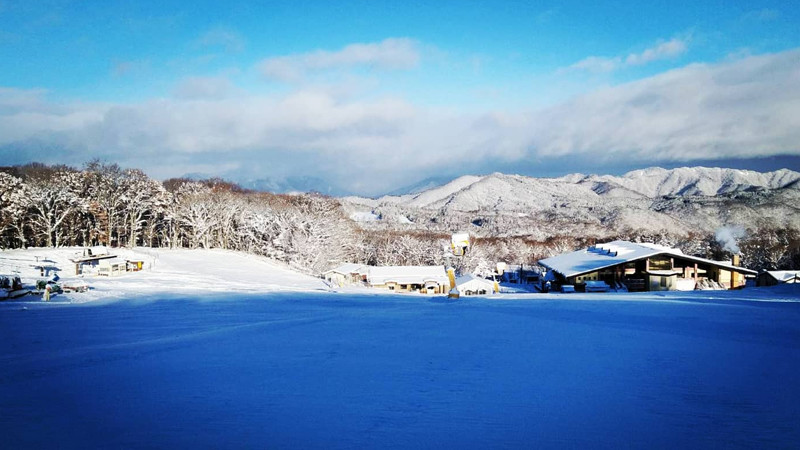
[757, 271, 800, 286]
[98, 258, 127, 277]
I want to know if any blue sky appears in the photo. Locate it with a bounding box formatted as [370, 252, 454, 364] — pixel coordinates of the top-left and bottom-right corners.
[1, 0, 798, 195]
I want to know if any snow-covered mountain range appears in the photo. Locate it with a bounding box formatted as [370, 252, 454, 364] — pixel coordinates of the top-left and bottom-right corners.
[342, 167, 800, 239]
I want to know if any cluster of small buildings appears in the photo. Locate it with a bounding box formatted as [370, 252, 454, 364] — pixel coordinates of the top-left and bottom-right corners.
[323, 263, 498, 295]
[323, 264, 450, 294]
[70, 247, 145, 277]
[324, 240, 785, 295]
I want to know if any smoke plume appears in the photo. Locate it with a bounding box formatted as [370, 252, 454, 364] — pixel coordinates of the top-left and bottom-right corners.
[715, 225, 746, 254]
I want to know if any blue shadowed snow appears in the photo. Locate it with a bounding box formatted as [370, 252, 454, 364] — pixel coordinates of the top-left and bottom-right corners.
[1, 292, 800, 448]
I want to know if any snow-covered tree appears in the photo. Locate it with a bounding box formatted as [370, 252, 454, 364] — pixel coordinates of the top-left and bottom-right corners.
[122, 169, 169, 247]
[0, 172, 27, 248]
[25, 168, 86, 247]
[740, 226, 800, 271]
[172, 182, 215, 249]
[84, 161, 131, 247]
[238, 200, 282, 257]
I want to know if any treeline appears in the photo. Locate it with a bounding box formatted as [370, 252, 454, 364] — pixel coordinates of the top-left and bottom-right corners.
[0, 162, 462, 274]
[1, 162, 797, 274]
[0, 162, 357, 273]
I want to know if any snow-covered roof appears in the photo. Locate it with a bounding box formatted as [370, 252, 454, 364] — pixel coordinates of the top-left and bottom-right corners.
[99, 257, 127, 266]
[763, 271, 800, 283]
[451, 233, 470, 247]
[456, 274, 495, 289]
[539, 240, 757, 278]
[367, 266, 448, 285]
[324, 263, 365, 276]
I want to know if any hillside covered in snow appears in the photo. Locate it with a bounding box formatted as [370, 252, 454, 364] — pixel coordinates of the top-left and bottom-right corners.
[0, 247, 329, 303]
[343, 167, 800, 240]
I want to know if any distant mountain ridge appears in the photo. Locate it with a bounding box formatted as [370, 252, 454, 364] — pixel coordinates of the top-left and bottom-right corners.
[583, 167, 800, 198]
[362, 167, 800, 209]
[341, 167, 800, 239]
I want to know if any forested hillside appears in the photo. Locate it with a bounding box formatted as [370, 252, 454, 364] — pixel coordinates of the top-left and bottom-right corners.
[1, 162, 798, 274]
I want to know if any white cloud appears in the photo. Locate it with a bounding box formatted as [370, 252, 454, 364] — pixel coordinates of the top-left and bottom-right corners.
[196, 28, 245, 53]
[624, 38, 688, 66]
[568, 37, 689, 73]
[528, 49, 800, 162]
[0, 88, 105, 145]
[0, 48, 798, 195]
[173, 76, 236, 100]
[568, 55, 621, 74]
[0, 87, 48, 112]
[259, 38, 420, 82]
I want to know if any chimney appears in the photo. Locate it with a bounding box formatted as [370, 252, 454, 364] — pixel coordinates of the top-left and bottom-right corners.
[730, 254, 741, 289]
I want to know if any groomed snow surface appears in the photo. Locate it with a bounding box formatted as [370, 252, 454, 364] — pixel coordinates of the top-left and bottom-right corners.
[2, 248, 800, 448]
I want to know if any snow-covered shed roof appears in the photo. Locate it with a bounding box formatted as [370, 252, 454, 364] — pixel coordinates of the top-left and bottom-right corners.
[367, 266, 448, 285]
[763, 271, 800, 283]
[539, 240, 757, 278]
[323, 263, 365, 276]
[99, 257, 127, 266]
[456, 274, 495, 290]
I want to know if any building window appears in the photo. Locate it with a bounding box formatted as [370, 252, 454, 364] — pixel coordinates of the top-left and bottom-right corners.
[650, 257, 672, 271]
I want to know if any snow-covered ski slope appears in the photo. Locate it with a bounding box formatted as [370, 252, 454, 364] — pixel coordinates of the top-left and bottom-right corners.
[1, 260, 799, 448]
[0, 247, 328, 303]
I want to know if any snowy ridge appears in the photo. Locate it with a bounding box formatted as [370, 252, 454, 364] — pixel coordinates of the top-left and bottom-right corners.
[586, 167, 800, 198]
[348, 167, 800, 213]
[404, 175, 484, 208]
[342, 166, 800, 238]
[361, 175, 484, 208]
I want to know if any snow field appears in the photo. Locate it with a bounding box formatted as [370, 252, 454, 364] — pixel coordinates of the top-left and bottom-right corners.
[2, 247, 799, 447]
[1, 285, 799, 448]
[0, 247, 329, 303]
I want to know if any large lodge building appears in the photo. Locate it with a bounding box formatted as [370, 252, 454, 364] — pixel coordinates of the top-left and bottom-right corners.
[539, 241, 757, 292]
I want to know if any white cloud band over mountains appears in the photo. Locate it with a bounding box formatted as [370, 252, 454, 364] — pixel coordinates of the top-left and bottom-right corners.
[0, 43, 798, 195]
